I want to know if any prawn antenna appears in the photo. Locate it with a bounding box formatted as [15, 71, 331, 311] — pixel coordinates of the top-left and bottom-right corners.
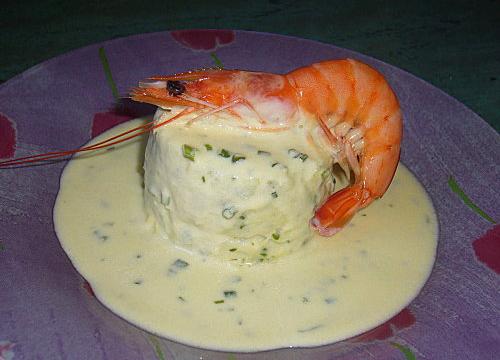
[0, 108, 192, 168]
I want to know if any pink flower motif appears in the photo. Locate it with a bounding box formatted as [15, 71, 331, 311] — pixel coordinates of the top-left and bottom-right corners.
[0, 340, 15, 360]
[352, 308, 416, 342]
[91, 111, 135, 137]
[170, 29, 235, 51]
[82, 280, 96, 297]
[473, 225, 500, 274]
[0, 114, 16, 158]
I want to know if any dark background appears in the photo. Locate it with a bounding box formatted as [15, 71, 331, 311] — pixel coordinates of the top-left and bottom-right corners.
[1, 0, 498, 131]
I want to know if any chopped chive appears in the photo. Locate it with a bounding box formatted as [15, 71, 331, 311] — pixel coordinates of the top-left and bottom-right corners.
[202, 176, 206, 183]
[232, 154, 246, 163]
[219, 149, 231, 158]
[257, 150, 271, 156]
[288, 148, 300, 158]
[182, 144, 196, 161]
[173, 259, 189, 268]
[448, 176, 496, 224]
[229, 248, 237, 252]
[298, 324, 323, 333]
[239, 224, 245, 229]
[272, 162, 287, 170]
[390, 342, 417, 360]
[224, 290, 237, 298]
[271, 191, 278, 198]
[98, 47, 119, 101]
[260, 253, 267, 257]
[204, 144, 213, 151]
[178, 296, 186, 302]
[288, 148, 308, 161]
[222, 207, 237, 219]
[272, 233, 280, 240]
[210, 52, 224, 69]
[214, 299, 225, 304]
[239, 215, 246, 220]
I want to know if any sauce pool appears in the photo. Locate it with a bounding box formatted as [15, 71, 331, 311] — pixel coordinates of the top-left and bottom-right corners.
[54, 119, 438, 352]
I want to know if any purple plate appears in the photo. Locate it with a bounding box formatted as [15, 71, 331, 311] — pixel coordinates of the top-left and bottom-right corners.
[0, 30, 498, 360]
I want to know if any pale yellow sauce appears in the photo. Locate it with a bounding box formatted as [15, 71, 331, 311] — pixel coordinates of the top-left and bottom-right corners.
[54, 120, 437, 352]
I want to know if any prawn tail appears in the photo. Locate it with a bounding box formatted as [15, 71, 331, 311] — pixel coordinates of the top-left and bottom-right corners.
[310, 184, 368, 236]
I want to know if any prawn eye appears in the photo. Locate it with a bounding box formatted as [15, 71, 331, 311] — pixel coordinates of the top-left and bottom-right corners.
[167, 80, 186, 96]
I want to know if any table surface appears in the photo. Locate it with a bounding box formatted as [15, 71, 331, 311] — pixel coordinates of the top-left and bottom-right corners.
[2, 0, 499, 132]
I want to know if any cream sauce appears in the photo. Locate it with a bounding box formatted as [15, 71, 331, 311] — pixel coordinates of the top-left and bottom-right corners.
[54, 119, 438, 352]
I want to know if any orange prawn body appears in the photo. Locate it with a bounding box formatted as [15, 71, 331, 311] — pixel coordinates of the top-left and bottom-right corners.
[287, 60, 402, 235]
[132, 59, 402, 237]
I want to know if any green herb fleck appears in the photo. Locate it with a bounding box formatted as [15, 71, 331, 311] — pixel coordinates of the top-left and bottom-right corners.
[219, 149, 231, 158]
[182, 144, 196, 161]
[224, 290, 237, 298]
[93, 229, 109, 242]
[222, 206, 237, 219]
[202, 176, 206, 183]
[210, 52, 224, 69]
[448, 176, 496, 223]
[232, 154, 246, 163]
[272, 233, 280, 240]
[257, 150, 271, 156]
[288, 148, 300, 158]
[204, 144, 213, 151]
[214, 299, 225, 304]
[288, 148, 308, 161]
[271, 191, 278, 198]
[239, 215, 246, 220]
[148, 335, 166, 360]
[229, 248, 237, 252]
[298, 324, 323, 333]
[98, 47, 120, 101]
[390, 342, 417, 360]
[260, 252, 267, 257]
[173, 259, 189, 268]
[178, 296, 186, 302]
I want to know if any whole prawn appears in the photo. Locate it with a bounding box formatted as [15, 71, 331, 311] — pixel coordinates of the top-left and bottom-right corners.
[0, 59, 402, 236]
[132, 59, 402, 236]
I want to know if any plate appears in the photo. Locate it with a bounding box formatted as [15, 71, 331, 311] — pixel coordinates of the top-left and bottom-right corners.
[0, 30, 498, 360]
